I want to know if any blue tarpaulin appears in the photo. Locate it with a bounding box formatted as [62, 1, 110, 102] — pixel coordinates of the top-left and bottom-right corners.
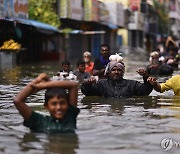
[0, 17, 60, 34]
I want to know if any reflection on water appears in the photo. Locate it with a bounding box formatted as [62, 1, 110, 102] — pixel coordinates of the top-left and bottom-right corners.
[0, 57, 180, 154]
[0, 67, 21, 85]
[19, 133, 79, 154]
[78, 96, 180, 154]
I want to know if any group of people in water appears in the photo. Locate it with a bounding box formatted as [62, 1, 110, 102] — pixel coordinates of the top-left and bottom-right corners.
[13, 41, 180, 133]
[147, 36, 179, 75]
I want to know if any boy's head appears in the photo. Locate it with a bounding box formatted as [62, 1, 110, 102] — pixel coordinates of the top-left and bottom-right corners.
[77, 59, 85, 73]
[45, 87, 69, 120]
[61, 60, 70, 72]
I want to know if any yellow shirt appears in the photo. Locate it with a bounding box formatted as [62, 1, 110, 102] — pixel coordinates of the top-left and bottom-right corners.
[160, 75, 180, 96]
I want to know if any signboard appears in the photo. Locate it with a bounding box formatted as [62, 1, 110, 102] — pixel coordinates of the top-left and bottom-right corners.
[60, 0, 82, 20]
[83, 0, 100, 22]
[92, 0, 99, 22]
[83, 0, 92, 21]
[13, 0, 28, 18]
[1, 0, 28, 18]
[71, 0, 82, 20]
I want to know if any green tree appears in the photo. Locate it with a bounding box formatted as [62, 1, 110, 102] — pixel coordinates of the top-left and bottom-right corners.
[28, 0, 60, 28]
[153, 0, 169, 35]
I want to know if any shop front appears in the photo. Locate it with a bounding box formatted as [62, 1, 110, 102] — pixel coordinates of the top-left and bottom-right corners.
[0, 17, 62, 66]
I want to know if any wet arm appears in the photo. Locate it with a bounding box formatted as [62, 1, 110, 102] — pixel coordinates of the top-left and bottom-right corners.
[135, 80, 153, 96]
[13, 81, 36, 120]
[13, 73, 49, 120]
[153, 83, 161, 92]
[81, 81, 100, 96]
[136, 68, 149, 80]
[165, 36, 176, 47]
[154, 77, 175, 93]
[146, 77, 161, 92]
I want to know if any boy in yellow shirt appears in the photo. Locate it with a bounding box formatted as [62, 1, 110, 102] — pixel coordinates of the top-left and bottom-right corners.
[152, 75, 180, 96]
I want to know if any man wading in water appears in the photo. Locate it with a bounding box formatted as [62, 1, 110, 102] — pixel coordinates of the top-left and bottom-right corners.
[81, 61, 156, 98]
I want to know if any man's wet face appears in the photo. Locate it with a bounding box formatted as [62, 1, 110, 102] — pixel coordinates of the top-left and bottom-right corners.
[109, 66, 124, 80]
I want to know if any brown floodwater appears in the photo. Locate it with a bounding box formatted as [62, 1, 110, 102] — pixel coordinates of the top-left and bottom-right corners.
[0, 53, 180, 154]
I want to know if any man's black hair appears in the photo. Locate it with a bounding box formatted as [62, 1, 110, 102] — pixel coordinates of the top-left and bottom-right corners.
[45, 87, 68, 104]
[76, 59, 85, 66]
[61, 60, 70, 66]
[100, 44, 110, 50]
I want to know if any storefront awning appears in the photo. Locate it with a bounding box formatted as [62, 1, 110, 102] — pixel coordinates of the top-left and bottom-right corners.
[60, 18, 119, 30]
[0, 17, 60, 34]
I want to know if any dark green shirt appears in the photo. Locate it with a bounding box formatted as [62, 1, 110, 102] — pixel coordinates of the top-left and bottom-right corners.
[24, 105, 80, 133]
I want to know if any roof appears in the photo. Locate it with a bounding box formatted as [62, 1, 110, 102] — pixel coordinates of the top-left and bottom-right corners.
[0, 17, 60, 34]
[60, 18, 120, 30]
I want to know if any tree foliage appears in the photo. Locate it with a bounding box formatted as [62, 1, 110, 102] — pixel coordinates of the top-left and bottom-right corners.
[28, 0, 60, 28]
[153, 0, 169, 35]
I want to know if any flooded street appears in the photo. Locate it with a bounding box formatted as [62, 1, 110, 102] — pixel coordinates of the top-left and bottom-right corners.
[0, 54, 180, 154]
